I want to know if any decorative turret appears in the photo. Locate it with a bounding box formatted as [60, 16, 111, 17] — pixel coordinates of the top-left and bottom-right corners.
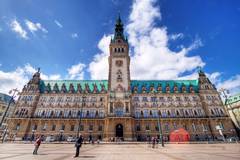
[198, 67, 215, 91]
[26, 68, 41, 93]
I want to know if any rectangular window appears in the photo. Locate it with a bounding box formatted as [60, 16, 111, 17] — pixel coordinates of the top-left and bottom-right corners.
[136, 124, 141, 131]
[70, 125, 75, 131]
[89, 125, 93, 131]
[142, 97, 148, 102]
[98, 125, 103, 131]
[42, 123, 47, 131]
[61, 124, 65, 130]
[80, 125, 84, 131]
[145, 124, 150, 131]
[52, 124, 56, 131]
[151, 97, 157, 102]
[16, 123, 20, 131]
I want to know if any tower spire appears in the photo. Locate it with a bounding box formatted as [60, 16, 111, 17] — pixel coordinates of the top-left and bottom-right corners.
[114, 13, 126, 41]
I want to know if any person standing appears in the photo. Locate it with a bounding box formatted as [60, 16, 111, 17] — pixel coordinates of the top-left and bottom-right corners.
[33, 135, 43, 155]
[74, 134, 83, 158]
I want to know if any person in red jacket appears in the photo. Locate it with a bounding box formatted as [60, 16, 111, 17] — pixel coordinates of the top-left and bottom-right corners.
[33, 135, 43, 155]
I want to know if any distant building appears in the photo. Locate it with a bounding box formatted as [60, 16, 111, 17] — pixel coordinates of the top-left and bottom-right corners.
[226, 93, 240, 130]
[0, 93, 15, 124]
[7, 16, 237, 141]
[0, 93, 15, 138]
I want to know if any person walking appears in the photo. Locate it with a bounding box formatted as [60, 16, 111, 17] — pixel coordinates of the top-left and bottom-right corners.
[33, 135, 43, 155]
[74, 134, 83, 158]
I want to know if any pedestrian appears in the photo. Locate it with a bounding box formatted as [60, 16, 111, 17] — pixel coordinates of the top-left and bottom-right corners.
[74, 134, 83, 158]
[33, 135, 43, 155]
[152, 137, 156, 148]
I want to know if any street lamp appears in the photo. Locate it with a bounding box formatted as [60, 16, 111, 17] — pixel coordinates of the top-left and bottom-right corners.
[59, 129, 64, 142]
[77, 96, 85, 138]
[157, 109, 164, 147]
[203, 128, 208, 142]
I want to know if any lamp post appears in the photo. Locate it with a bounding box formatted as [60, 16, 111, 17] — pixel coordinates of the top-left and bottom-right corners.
[77, 96, 85, 138]
[156, 103, 164, 147]
[59, 129, 64, 142]
[31, 130, 36, 142]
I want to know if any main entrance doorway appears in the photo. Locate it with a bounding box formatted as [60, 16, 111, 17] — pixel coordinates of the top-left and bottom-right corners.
[116, 124, 123, 137]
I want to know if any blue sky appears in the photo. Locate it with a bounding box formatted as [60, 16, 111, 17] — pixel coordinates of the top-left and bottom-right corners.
[0, 0, 239, 95]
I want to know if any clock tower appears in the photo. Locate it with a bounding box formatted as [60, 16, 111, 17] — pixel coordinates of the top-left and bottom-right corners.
[105, 15, 134, 141]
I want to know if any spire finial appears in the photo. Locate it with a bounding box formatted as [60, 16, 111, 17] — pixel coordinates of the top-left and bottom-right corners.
[37, 67, 40, 73]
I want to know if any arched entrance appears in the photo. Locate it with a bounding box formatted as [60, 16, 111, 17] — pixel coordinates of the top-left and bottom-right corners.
[116, 124, 123, 137]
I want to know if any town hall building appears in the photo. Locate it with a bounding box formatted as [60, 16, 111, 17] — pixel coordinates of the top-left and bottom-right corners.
[7, 16, 237, 141]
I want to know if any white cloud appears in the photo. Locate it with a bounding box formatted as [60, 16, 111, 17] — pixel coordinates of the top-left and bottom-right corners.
[54, 20, 63, 28]
[0, 64, 61, 95]
[67, 63, 86, 80]
[10, 19, 28, 39]
[25, 19, 48, 34]
[169, 33, 184, 40]
[71, 33, 78, 38]
[88, 34, 112, 80]
[88, 0, 205, 80]
[216, 75, 240, 96]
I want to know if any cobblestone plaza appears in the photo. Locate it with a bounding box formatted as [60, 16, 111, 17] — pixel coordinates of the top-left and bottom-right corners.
[0, 143, 239, 160]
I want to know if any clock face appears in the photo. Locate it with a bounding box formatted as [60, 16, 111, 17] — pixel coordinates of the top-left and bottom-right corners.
[115, 60, 123, 67]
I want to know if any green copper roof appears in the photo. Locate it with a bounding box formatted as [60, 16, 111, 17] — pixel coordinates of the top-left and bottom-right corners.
[39, 79, 199, 94]
[226, 93, 240, 104]
[130, 80, 199, 93]
[40, 80, 108, 93]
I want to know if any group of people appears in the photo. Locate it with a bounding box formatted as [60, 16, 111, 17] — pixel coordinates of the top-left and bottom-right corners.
[32, 134, 84, 158]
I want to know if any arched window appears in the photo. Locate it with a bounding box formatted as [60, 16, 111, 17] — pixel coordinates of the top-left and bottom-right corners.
[185, 110, 189, 116]
[121, 48, 124, 52]
[167, 110, 171, 116]
[194, 110, 198, 116]
[176, 110, 180, 116]
[15, 110, 19, 115]
[150, 110, 152, 116]
[114, 48, 117, 52]
[211, 109, 214, 115]
[158, 110, 161, 116]
[118, 48, 120, 52]
[141, 110, 144, 117]
[220, 109, 224, 115]
[41, 110, 45, 117]
[86, 110, 90, 117]
[95, 110, 99, 117]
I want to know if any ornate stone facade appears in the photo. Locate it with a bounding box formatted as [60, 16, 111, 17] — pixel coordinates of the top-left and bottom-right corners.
[7, 16, 237, 141]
